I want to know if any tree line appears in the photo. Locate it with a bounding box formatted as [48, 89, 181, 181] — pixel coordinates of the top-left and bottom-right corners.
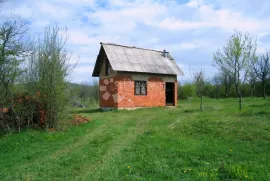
[179, 31, 270, 110]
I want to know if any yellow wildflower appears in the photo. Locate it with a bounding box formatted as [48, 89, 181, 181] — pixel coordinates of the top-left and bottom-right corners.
[128, 165, 131, 169]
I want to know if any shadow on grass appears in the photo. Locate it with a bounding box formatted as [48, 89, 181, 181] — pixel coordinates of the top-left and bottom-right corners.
[183, 109, 198, 113]
[239, 110, 270, 117]
[249, 102, 270, 108]
[70, 108, 102, 114]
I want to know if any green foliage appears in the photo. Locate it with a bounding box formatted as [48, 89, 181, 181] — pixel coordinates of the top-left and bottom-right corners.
[213, 30, 257, 110]
[0, 19, 28, 102]
[0, 19, 29, 133]
[25, 26, 74, 129]
[0, 98, 269, 180]
[178, 83, 196, 99]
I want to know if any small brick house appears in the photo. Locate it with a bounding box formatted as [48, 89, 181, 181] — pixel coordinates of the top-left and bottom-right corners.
[92, 43, 184, 109]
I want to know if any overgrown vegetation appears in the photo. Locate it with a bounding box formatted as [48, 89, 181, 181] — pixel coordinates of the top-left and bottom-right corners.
[0, 17, 75, 132]
[0, 98, 269, 180]
[25, 27, 74, 129]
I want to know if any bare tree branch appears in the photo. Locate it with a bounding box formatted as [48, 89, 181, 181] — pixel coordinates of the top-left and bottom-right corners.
[194, 70, 205, 111]
[252, 51, 270, 98]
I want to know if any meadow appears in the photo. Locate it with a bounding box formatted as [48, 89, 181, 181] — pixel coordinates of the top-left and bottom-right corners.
[0, 98, 269, 181]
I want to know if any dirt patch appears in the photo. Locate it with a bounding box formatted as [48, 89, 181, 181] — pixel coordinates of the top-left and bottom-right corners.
[71, 114, 91, 125]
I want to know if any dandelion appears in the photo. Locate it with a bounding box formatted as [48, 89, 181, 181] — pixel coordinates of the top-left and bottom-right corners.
[230, 149, 232, 152]
[128, 165, 131, 169]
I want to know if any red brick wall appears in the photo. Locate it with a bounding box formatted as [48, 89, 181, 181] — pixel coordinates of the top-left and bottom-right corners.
[174, 81, 178, 107]
[99, 76, 177, 108]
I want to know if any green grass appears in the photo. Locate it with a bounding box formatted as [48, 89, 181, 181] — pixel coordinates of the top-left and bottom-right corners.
[0, 98, 270, 181]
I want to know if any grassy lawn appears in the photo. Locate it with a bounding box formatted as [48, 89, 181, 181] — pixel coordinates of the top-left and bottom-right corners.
[0, 98, 269, 181]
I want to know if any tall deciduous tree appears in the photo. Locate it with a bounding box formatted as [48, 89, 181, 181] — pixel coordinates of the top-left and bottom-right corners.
[252, 51, 270, 99]
[0, 19, 28, 102]
[213, 31, 256, 110]
[0, 18, 29, 132]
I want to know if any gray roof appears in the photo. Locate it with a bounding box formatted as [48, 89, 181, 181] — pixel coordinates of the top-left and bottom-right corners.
[92, 43, 184, 77]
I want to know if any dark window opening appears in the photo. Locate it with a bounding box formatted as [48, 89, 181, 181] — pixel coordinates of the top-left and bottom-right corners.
[105, 59, 111, 76]
[134, 81, 147, 95]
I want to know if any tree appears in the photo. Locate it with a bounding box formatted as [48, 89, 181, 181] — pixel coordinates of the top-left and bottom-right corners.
[26, 26, 74, 129]
[194, 70, 205, 111]
[0, 19, 28, 101]
[213, 31, 256, 110]
[247, 69, 257, 97]
[252, 51, 270, 99]
[0, 18, 29, 132]
[79, 81, 90, 103]
[222, 72, 233, 97]
[212, 74, 222, 98]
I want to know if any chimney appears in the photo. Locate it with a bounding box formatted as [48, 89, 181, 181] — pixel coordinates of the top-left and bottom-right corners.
[162, 50, 168, 58]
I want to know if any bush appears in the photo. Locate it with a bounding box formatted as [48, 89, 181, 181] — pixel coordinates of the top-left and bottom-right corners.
[178, 83, 196, 99]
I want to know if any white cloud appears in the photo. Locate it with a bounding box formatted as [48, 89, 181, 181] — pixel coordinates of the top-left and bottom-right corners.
[54, 0, 95, 5]
[74, 65, 94, 73]
[37, 1, 70, 19]
[87, 0, 167, 32]
[70, 65, 94, 82]
[158, 4, 269, 33]
[179, 43, 199, 50]
[186, 0, 204, 8]
[68, 30, 96, 45]
[153, 42, 201, 52]
[159, 17, 211, 30]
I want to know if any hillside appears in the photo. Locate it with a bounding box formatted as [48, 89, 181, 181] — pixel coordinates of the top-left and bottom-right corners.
[0, 98, 269, 180]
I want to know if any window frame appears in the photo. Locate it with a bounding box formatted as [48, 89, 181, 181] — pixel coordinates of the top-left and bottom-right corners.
[134, 80, 147, 96]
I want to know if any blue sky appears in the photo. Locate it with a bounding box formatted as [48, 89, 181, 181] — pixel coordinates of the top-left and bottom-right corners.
[1, 0, 270, 83]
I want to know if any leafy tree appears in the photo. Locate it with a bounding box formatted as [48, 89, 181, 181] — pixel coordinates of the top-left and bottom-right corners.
[213, 31, 256, 110]
[0, 18, 29, 132]
[212, 74, 222, 98]
[0, 19, 28, 101]
[247, 69, 257, 97]
[26, 26, 74, 129]
[252, 51, 270, 99]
